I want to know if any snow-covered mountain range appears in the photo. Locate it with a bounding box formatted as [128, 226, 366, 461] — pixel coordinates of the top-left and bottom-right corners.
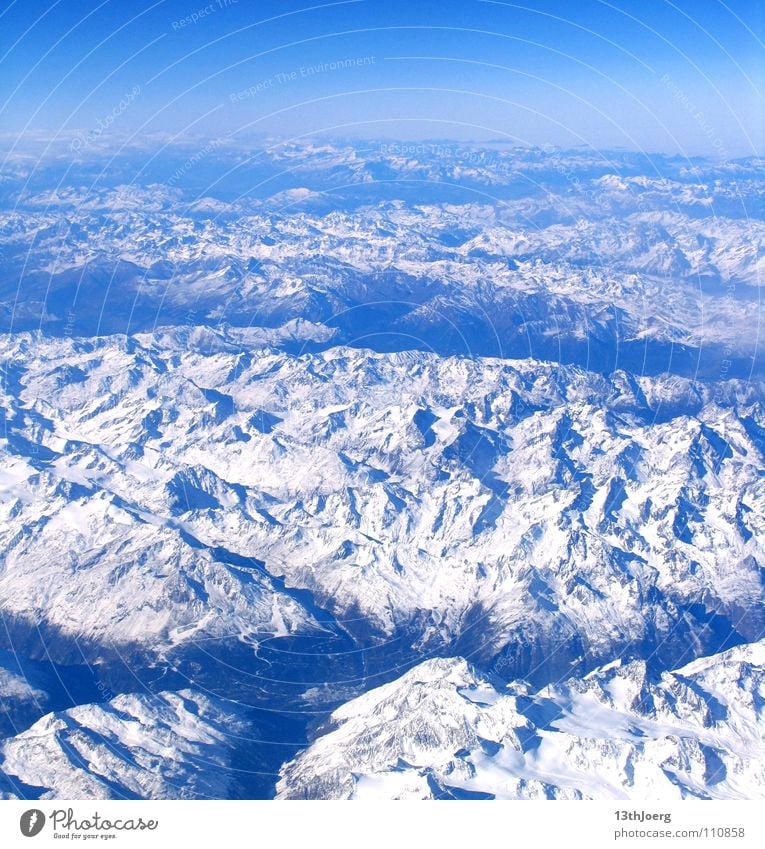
[0, 140, 763, 799]
[0, 689, 251, 800]
[278, 644, 765, 800]
[1, 139, 763, 375]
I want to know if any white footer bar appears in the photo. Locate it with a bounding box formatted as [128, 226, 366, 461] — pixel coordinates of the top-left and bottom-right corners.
[3, 800, 763, 849]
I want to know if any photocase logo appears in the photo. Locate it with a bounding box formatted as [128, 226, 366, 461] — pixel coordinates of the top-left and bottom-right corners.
[20, 810, 46, 837]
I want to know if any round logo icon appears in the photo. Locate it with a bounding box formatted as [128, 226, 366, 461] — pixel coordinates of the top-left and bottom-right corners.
[20, 810, 46, 837]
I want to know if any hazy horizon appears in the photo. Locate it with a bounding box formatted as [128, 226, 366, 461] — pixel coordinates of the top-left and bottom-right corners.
[1, 0, 763, 158]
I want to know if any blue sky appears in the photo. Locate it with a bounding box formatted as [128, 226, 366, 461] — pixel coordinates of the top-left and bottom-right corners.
[1, 0, 763, 155]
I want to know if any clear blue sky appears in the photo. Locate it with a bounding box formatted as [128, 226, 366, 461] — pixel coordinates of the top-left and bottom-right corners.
[1, 0, 763, 156]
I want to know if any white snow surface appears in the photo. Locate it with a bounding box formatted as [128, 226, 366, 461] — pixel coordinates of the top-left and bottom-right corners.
[1, 332, 763, 667]
[0, 689, 250, 800]
[277, 644, 765, 800]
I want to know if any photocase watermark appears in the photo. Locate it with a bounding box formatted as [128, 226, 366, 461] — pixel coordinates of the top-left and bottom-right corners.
[171, 0, 238, 31]
[229, 56, 376, 103]
[660, 72, 731, 160]
[20, 809, 46, 838]
[55, 808, 157, 835]
[17, 806, 161, 839]
[69, 85, 141, 153]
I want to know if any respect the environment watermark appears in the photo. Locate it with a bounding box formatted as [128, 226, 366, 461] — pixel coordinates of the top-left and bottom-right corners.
[171, 0, 238, 31]
[660, 71, 731, 160]
[230, 56, 376, 103]
[167, 138, 226, 185]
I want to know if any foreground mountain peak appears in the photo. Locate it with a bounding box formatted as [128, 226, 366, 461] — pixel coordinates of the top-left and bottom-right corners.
[277, 642, 765, 800]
